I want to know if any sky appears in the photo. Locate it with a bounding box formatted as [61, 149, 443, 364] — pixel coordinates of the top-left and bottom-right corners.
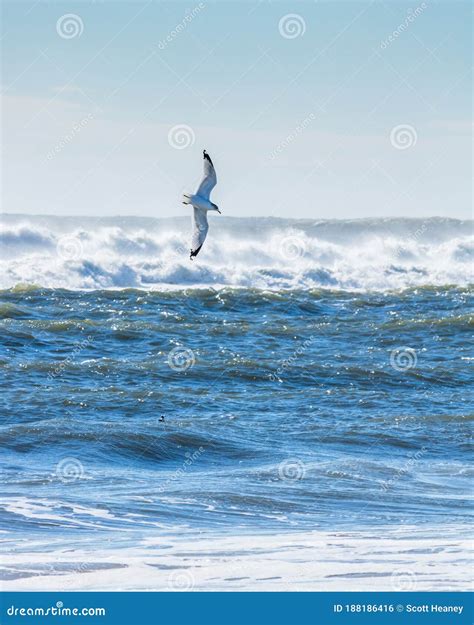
[1, 0, 472, 219]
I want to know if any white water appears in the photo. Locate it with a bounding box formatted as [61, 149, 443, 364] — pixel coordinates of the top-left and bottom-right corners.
[1, 215, 472, 291]
[2, 526, 471, 591]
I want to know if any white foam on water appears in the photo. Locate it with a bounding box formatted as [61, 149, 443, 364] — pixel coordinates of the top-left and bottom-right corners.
[2, 526, 471, 591]
[1, 497, 118, 530]
[1, 215, 472, 291]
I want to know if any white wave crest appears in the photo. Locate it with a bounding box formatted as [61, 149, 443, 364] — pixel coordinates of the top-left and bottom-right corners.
[1, 215, 472, 291]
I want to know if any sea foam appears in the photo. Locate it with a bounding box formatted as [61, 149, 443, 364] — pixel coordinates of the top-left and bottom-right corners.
[1, 215, 472, 291]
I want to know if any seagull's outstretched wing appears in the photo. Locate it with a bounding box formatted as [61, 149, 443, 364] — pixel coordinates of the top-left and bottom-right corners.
[195, 150, 217, 200]
[190, 208, 209, 258]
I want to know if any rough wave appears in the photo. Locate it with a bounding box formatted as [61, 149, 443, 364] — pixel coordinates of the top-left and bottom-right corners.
[1, 214, 472, 291]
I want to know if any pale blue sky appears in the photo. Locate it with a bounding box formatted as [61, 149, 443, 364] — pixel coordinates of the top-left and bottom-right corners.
[1, 0, 472, 218]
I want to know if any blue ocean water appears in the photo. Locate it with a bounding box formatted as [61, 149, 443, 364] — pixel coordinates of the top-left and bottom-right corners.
[0, 215, 472, 574]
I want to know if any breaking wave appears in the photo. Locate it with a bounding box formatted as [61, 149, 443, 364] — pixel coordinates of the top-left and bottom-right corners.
[1, 214, 472, 291]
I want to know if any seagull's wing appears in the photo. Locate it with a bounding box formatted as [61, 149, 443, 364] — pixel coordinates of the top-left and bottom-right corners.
[191, 207, 209, 258]
[195, 150, 217, 200]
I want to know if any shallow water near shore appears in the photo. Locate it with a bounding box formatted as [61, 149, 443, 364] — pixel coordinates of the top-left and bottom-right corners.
[3, 526, 472, 591]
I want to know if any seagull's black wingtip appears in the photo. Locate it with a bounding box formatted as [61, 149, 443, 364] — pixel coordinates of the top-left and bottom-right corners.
[190, 244, 203, 260]
[203, 150, 213, 165]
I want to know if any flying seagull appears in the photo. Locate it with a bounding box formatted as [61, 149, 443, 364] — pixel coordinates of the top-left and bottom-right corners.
[183, 150, 220, 260]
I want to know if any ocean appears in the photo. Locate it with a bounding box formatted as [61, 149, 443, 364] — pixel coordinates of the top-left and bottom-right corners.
[1, 214, 472, 590]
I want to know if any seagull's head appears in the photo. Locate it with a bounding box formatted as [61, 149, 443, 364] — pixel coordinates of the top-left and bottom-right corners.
[212, 203, 221, 214]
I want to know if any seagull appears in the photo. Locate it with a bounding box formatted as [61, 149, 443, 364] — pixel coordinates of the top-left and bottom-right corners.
[182, 150, 220, 260]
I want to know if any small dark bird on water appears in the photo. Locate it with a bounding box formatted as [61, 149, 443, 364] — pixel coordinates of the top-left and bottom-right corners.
[159, 415, 165, 422]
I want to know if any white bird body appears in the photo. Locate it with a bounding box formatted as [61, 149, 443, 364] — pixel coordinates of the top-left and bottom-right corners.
[187, 194, 214, 211]
[182, 151, 220, 259]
